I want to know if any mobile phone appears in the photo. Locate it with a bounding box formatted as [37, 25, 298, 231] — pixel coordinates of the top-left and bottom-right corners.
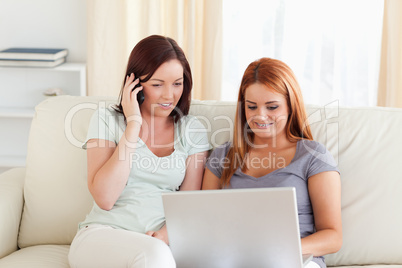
[133, 81, 144, 105]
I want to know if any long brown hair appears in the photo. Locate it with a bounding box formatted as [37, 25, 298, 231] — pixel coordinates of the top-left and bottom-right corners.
[115, 35, 192, 122]
[221, 57, 313, 186]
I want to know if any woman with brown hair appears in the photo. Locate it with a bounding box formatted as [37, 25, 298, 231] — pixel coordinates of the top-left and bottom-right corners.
[203, 58, 342, 268]
[68, 35, 211, 268]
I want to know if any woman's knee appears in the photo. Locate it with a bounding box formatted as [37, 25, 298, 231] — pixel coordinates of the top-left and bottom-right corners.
[138, 238, 176, 268]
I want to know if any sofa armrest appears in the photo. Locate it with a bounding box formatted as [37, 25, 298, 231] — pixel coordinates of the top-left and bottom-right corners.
[0, 168, 25, 259]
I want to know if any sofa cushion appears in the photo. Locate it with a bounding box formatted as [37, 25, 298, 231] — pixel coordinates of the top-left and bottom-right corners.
[0, 168, 25, 258]
[18, 96, 116, 248]
[306, 105, 402, 266]
[0, 245, 69, 268]
[330, 266, 402, 268]
[189, 100, 236, 147]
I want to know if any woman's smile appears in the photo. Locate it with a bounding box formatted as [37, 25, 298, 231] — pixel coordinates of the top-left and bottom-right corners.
[158, 103, 173, 109]
[253, 122, 274, 129]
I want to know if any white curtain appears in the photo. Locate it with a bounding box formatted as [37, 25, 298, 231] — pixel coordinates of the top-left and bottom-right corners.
[377, 0, 402, 108]
[87, 0, 128, 98]
[221, 0, 384, 106]
[87, 0, 222, 100]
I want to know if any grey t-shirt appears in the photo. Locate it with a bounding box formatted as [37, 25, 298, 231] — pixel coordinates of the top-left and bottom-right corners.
[206, 139, 339, 268]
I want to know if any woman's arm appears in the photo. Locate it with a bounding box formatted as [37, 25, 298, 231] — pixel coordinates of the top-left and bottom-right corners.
[87, 73, 143, 211]
[301, 171, 342, 256]
[86, 123, 140, 210]
[201, 168, 221, 190]
[179, 151, 209, 191]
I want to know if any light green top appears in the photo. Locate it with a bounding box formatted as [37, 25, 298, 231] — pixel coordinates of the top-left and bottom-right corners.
[79, 106, 212, 233]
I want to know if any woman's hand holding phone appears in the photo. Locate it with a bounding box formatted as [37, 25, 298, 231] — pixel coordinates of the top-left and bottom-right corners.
[122, 73, 143, 127]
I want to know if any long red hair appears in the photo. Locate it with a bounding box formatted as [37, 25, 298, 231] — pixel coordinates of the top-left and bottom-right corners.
[221, 58, 313, 186]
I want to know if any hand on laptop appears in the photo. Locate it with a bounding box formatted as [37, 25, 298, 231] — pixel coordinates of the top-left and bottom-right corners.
[146, 225, 169, 245]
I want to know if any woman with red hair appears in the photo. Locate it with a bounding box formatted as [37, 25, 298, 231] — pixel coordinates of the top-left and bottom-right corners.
[203, 58, 342, 268]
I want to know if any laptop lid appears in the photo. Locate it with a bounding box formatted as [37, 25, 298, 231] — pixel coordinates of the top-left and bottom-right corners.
[162, 187, 311, 268]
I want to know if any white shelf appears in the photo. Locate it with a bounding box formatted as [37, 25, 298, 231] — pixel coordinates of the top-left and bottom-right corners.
[0, 155, 26, 168]
[0, 62, 87, 98]
[0, 107, 35, 118]
[0, 62, 85, 71]
[54, 62, 86, 71]
[0, 62, 86, 170]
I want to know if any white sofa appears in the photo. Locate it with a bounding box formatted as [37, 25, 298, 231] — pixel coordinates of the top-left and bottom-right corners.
[0, 95, 401, 268]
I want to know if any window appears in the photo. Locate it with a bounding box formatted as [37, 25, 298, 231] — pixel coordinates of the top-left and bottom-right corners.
[222, 0, 384, 106]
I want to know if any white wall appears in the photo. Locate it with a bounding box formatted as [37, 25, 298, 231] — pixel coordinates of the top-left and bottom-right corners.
[0, 0, 87, 174]
[0, 0, 87, 62]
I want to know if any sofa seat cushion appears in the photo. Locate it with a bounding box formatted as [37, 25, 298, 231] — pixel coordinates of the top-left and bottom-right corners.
[330, 266, 402, 268]
[0, 245, 69, 268]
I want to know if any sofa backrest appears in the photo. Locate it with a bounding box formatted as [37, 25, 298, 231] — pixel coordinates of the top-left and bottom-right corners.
[19, 96, 402, 266]
[18, 96, 114, 248]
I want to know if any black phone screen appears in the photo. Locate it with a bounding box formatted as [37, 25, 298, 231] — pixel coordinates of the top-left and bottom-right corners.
[133, 82, 144, 105]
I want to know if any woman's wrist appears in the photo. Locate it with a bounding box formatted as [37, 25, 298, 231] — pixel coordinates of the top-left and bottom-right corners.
[126, 114, 142, 127]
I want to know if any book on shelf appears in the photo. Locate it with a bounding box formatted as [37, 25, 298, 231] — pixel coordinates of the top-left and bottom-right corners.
[0, 57, 66, 68]
[0, 48, 68, 61]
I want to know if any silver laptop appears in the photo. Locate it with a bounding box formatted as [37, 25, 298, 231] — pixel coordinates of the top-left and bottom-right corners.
[162, 187, 313, 268]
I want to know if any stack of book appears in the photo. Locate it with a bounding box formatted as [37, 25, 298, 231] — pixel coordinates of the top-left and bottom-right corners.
[0, 48, 68, 67]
